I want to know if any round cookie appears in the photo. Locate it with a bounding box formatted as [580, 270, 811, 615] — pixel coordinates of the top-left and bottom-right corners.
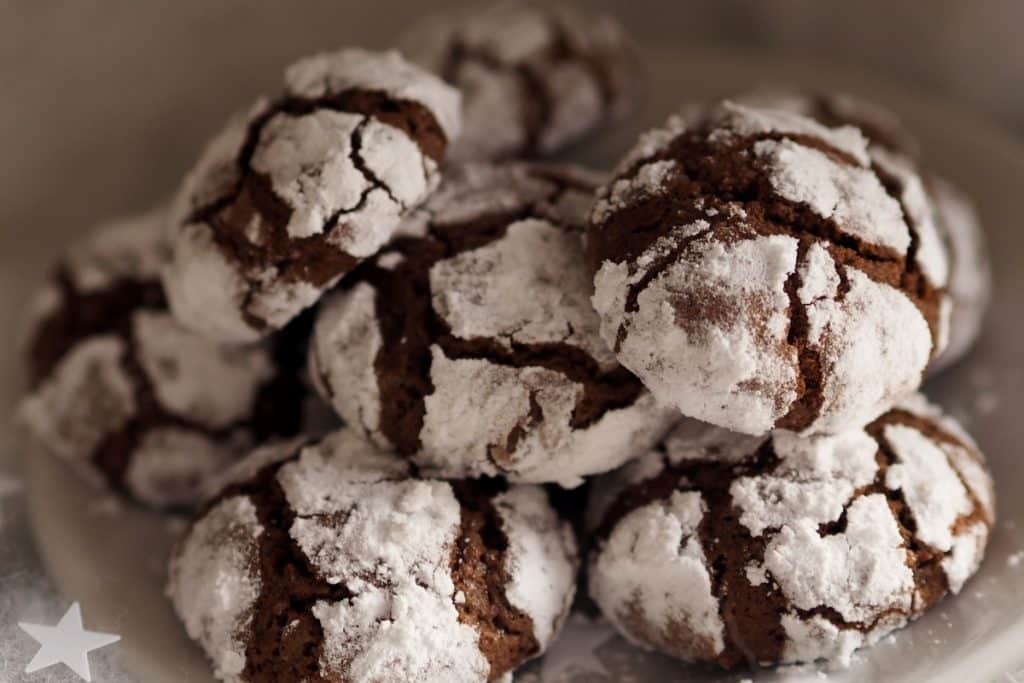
[18, 209, 305, 509]
[586, 394, 995, 669]
[163, 48, 462, 343]
[168, 427, 578, 683]
[403, 1, 638, 163]
[589, 101, 951, 436]
[309, 162, 678, 487]
[725, 89, 991, 372]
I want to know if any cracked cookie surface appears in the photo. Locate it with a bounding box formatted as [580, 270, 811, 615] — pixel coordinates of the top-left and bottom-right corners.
[309, 162, 679, 487]
[162, 48, 461, 343]
[586, 393, 994, 669]
[168, 427, 578, 683]
[403, 1, 638, 163]
[588, 101, 952, 435]
[18, 208, 305, 509]
[725, 89, 991, 373]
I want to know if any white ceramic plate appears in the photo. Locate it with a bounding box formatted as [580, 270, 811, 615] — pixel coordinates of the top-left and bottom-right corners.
[25, 45, 1024, 682]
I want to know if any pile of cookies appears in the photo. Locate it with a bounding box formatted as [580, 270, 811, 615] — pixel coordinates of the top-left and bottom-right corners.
[18, 2, 996, 680]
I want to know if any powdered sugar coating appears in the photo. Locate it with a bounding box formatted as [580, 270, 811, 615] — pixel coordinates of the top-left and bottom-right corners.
[311, 162, 678, 486]
[589, 490, 726, 661]
[589, 102, 948, 436]
[280, 436, 488, 681]
[586, 394, 994, 668]
[714, 101, 870, 165]
[19, 211, 300, 509]
[414, 345, 674, 487]
[765, 493, 915, 622]
[167, 495, 263, 681]
[308, 282, 384, 439]
[20, 337, 137, 481]
[726, 89, 987, 373]
[730, 428, 878, 537]
[171, 428, 578, 682]
[164, 48, 460, 343]
[493, 487, 578, 647]
[430, 217, 616, 368]
[752, 137, 909, 253]
[285, 48, 461, 140]
[403, 1, 637, 162]
[133, 310, 274, 430]
[802, 264, 932, 434]
[594, 231, 800, 435]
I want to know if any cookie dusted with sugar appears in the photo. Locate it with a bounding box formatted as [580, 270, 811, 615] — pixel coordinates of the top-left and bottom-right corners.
[403, 1, 638, 162]
[309, 162, 679, 487]
[589, 101, 951, 436]
[18, 209, 304, 509]
[163, 48, 461, 343]
[586, 394, 994, 669]
[168, 428, 578, 683]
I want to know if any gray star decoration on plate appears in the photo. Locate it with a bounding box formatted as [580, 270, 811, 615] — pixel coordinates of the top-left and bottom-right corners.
[19, 602, 121, 681]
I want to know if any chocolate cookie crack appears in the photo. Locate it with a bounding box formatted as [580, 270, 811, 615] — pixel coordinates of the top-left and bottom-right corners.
[210, 459, 351, 683]
[449, 479, 540, 681]
[183, 88, 447, 312]
[870, 161, 946, 352]
[29, 268, 164, 386]
[776, 240, 826, 430]
[592, 129, 944, 428]
[357, 177, 637, 458]
[594, 442, 789, 668]
[866, 413, 960, 609]
[31, 271, 301, 503]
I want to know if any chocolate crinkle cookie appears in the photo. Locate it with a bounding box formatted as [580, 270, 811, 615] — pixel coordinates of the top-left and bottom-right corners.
[589, 101, 952, 436]
[586, 394, 994, 669]
[309, 162, 678, 487]
[403, 1, 639, 163]
[162, 48, 462, 343]
[18, 209, 304, 509]
[168, 427, 578, 683]
[726, 88, 992, 372]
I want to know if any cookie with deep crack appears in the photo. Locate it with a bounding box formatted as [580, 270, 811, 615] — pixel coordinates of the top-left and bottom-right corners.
[403, 1, 639, 163]
[588, 101, 952, 436]
[18, 208, 306, 509]
[723, 89, 991, 373]
[168, 427, 579, 683]
[308, 162, 679, 487]
[586, 394, 994, 669]
[162, 48, 462, 343]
